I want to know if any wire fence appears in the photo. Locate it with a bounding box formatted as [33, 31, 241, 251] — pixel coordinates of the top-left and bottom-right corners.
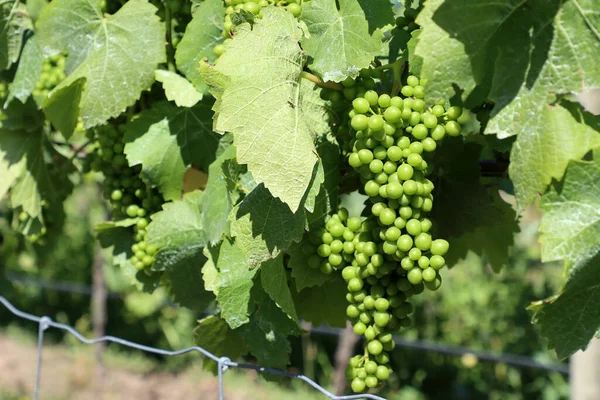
[0, 295, 387, 400]
[3, 271, 570, 376]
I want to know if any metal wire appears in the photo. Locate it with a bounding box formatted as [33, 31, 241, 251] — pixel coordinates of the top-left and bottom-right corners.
[3, 272, 570, 375]
[0, 295, 386, 400]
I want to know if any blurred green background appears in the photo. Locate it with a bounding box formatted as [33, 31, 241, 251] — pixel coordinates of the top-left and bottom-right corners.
[0, 181, 568, 399]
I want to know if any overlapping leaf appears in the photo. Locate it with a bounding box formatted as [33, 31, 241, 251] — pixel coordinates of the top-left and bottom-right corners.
[260, 254, 298, 323]
[534, 156, 600, 357]
[0, 2, 32, 71]
[229, 184, 306, 268]
[36, 0, 165, 129]
[124, 101, 219, 200]
[415, 0, 600, 209]
[175, 0, 225, 94]
[509, 104, 600, 209]
[202, 7, 330, 212]
[292, 275, 347, 328]
[201, 145, 237, 245]
[431, 139, 518, 271]
[6, 36, 44, 105]
[301, 0, 383, 82]
[208, 240, 258, 329]
[154, 70, 203, 107]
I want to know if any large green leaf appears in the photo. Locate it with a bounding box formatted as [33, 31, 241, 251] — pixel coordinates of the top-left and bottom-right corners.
[533, 156, 600, 358]
[540, 157, 600, 270]
[288, 241, 332, 291]
[415, 0, 600, 208]
[195, 315, 249, 369]
[146, 190, 207, 251]
[431, 139, 518, 271]
[229, 184, 306, 268]
[210, 240, 258, 329]
[0, 2, 32, 71]
[510, 104, 600, 210]
[202, 7, 330, 212]
[260, 254, 298, 323]
[300, 0, 383, 82]
[201, 144, 237, 245]
[154, 70, 202, 107]
[6, 36, 44, 105]
[292, 275, 348, 328]
[0, 128, 67, 219]
[124, 101, 219, 200]
[356, 0, 395, 33]
[533, 252, 600, 359]
[175, 0, 224, 94]
[160, 250, 215, 310]
[36, 0, 165, 129]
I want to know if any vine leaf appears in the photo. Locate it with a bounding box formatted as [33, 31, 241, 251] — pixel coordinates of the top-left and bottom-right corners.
[0, 126, 68, 219]
[6, 36, 44, 105]
[229, 184, 306, 268]
[209, 239, 258, 329]
[260, 254, 298, 323]
[175, 0, 224, 94]
[195, 315, 249, 371]
[356, 0, 395, 34]
[201, 7, 330, 212]
[300, 0, 383, 82]
[240, 286, 298, 368]
[124, 101, 219, 201]
[292, 275, 348, 328]
[0, 2, 33, 72]
[509, 104, 600, 211]
[36, 0, 166, 129]
[534, 157, 600, 357]
[154, 70, 203, 107]
[416, 0, 600, 210]
[539, 157, 600, 272]
[431, 139, 518, 271]
[201, 144, 237, 245]
[146, 190, 207, 252]
[288, 241, 332, 291]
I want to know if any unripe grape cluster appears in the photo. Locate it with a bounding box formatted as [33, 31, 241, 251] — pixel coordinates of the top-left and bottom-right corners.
[214, 0, 303, 57]
[83, 125, 163, 273]
[16, 201, 52, 244]
[32, 54, 66, 101]
[306, 75, 463, 393]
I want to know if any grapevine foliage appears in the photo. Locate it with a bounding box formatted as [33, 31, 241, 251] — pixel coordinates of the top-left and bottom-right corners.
[1, 0, 600, 393]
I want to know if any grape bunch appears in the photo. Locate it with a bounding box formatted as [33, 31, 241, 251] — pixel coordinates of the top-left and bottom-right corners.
[214, 0, 303, 57]
[32, 53, 66, 102]
[82, 125, 163, 273]
[307, 75, 463, 393]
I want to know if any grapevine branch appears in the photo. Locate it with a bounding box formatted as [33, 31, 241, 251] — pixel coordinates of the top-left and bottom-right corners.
[301, 71, 344, 91]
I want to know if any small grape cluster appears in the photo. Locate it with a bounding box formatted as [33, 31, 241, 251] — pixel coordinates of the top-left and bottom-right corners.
[32, 54, 66, 101]
[214, 0, 303, 57]
[16, 203, 50, 244]
[83, 125, 163, 273]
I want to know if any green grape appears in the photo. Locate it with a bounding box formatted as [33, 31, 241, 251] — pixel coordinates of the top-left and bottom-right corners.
[445, 121, 462, 136]
[364, 90, 379, 106]
[431, 239, 449, 255]
[351, 114, 369, 131]
[407, 75, 419, 87]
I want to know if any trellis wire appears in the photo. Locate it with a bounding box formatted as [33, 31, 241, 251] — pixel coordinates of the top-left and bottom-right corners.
[4, 271, 570, 375]
[0, 295, 385, 400]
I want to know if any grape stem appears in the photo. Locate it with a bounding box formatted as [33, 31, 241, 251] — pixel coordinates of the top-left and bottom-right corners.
[69, 138, 95, 163]
[300, 71, 344, 91]
[163, 1, 177, 73]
